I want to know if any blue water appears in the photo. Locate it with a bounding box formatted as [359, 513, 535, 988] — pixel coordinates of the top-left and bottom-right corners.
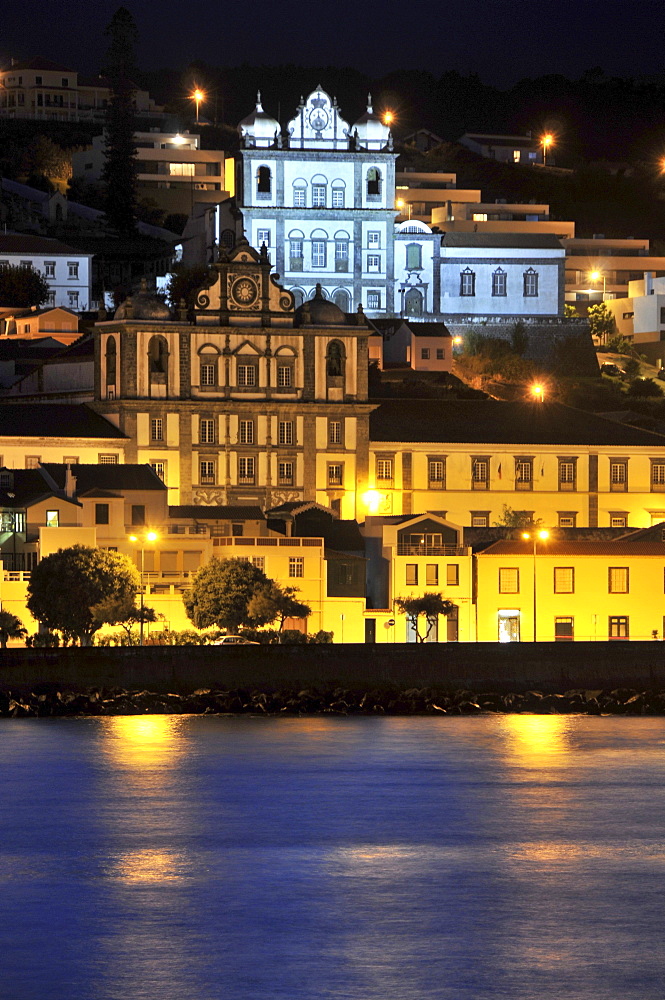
[1, 715, 665, 999]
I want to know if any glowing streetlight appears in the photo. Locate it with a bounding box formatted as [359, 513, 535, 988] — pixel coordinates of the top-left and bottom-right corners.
[191, 88, 205, 123]
[383, 111, 394, 126]
[531, 383, 545, 402]
[589, 269, 607, 300]
[521, 529, 550, 641]
[362, 489, 383, 513]
[542, 133, 553, 165]
[129, 530, 159, 645]
[395, 198, 412, 220]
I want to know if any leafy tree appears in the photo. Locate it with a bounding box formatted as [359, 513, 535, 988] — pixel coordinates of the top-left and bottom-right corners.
[20, 136, 72, 188]
[167, 264, 213, 310]
[627, 377, 662, 397]
[102, 7, 140, 234]
[27, 545, 139, 646]
[622, 356, 641, 380]
[91, 594, 161, 644]
[394, 593, 455, 643]
[183, 557, 273, 632]
[493, 505, 543, 528]
[0, 263, 50, 308]
[0, 610, 27, 648]
[564, 304, 579, 318]
[604, 333, 633, 354]
[587, 302, 615, 345]
[247, 583, 311, 633]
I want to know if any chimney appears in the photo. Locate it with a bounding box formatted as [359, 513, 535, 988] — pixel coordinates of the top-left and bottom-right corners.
[65, 464, 77, 499]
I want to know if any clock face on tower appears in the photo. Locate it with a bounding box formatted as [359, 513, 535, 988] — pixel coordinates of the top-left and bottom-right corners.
[230, 277, 258, 307]
[308, 107, 329, 132]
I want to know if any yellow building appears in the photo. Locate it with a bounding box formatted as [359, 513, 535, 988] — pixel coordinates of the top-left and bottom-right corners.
[368, 399, 665, 530]
[476, 527, 665, 642]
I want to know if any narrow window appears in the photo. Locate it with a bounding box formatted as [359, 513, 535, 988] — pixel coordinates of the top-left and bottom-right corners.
[446, 564, 459, 586]
[376, 458, 393, 481]
[367, 232, 380, 249]
[406, 564, 418, 586]
[332, 187, 344, 207]
[256, 228, 270, 247]
[200, 461, 216, 484]
[279, 461, 294, 485]
[492, 268, 507, 296]
[329, 420, 342, 445]
[150, 461, 166, 482]
[289, 557, 304, 578]
[277, 365, 292, 388]
[367, 254, 380, 272]
[200, 418, 215, 444]
[200, 361, 217, 386]
[610, 461, 627, 490]
[460, 269, 475, 296]
[651, 461, 665, 489]
[426, 564, 439, 586]
[257, 166, 271, 194]
[367, 168, 381, 196]
[421, 348, 430, 360]
[523, 268, 539, 297]
[95, 503, 109, 525]
[515, 458, 533, 489]
[150, 417, 163, 441]
[312, 240, 327, 267]
[406, 243, 422, 270]
[239, 420, 254, 444]
[278, 420, 294, 445]
[559, 459, 576, 490]
[428, 459, 446, 488]
[45, 510, 59, 528]
[237, 365, 257, 387]
[328, 463, 343, 486]
[131, 505, 145, 526]
[239, 457, 255, 484]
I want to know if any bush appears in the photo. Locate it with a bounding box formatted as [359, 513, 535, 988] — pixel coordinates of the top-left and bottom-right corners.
[627, 377, 663, 397]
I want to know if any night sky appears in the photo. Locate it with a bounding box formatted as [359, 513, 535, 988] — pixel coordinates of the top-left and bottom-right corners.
[3, 0, 665, 88]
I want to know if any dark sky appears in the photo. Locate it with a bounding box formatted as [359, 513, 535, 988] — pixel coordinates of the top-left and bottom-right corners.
[3, 0, 664, 88]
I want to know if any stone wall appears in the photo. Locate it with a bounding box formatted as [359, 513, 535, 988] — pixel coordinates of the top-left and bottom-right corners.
[445, 317, 598, 377]
[2, 641, 665, 695]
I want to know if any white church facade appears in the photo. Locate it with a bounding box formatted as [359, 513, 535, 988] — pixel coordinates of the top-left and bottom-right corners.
[185, 87, 565, 323]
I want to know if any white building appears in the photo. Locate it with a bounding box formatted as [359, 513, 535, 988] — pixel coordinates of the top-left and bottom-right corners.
[236, 88, 397, 316]
[72, 131, 230, 217]
[0, 235, 93, 312]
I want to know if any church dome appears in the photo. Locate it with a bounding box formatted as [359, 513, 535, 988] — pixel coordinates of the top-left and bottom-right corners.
[238, 92, 280, 148]
[352, 94, 392, 150]
[295, 285, 347, 326]
[114, 279, 171, 320]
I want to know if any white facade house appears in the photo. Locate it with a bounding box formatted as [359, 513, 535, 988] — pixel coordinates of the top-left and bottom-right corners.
[0, 235, 93, 312]
[236, 88, 397, 316]
[439, 233, 565, 317]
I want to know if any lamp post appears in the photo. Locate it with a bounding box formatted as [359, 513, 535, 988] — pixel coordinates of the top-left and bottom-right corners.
[589, 269, 607, 301]
[129, 530, 158, 646]
[521, 529, 549, 641]
[191, 88, 205, 123]
[531, 383, 545, 403]
[542, 133, 553, 165]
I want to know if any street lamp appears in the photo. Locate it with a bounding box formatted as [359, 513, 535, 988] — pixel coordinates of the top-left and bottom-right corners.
[129, 530, 158, 646]
[383, 111, 395, 126]
[531, 383, 545, 402]
[589, 269, 607, 301]
[191, 88, 205, 123]
[542, 133, 553, 165]
[521, 529, 549, 641]
[395, 198, 412, 220]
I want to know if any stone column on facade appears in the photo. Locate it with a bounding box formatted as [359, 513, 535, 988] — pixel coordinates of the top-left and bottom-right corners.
[302, 333, 316, 400]
[303, 413, 318, 500]
[178, 409, 193, 504]
[120, 329, 138, 397]
[354, 408, 371, 518]
[179, 327, 191, 398]
[588, 453, 599, 527]
[224, 412, 231, 503]
[122, 410, 138, 463]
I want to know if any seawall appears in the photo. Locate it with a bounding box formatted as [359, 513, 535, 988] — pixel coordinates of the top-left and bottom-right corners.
[1, 642, 665, 695]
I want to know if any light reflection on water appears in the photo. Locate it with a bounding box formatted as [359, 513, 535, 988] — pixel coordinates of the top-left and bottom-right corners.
[1, 715, 665, 999]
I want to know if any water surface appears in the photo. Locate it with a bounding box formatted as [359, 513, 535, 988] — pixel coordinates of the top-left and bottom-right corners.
[1, 715, 664, 999]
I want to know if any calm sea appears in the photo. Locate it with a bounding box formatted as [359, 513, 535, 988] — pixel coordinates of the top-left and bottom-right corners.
[1, 715, 664, 1000]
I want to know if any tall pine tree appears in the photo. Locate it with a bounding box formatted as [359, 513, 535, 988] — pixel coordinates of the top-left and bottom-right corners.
[102, 7, 139, 235]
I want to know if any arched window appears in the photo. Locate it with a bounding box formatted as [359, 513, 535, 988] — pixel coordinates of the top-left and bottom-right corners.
[326, 340, 345, 377]
[311, 173, 327, 208]
[524, 268, 539, 297]
[333, 288, 350, 311]
[105, 336, 116, 384]
[334, 230, 350, 272]
[405, 243, 422, 270]
[148, 336, 168, 374]
[309, 286, 329, 299]
[290, 288, 305, 307]
[256, 166, 271, 194]
[220, 229, 235, 250]
[367, 167, 381, 197]
[331, 179, 345, 208]
[460, 268, 475, 297]
[311, 228, 328, 269]
[289, 229, 305, 271]
[198, 344, 220, 388]
[405, 288, 423, 317]
[292, 179, 307, 207]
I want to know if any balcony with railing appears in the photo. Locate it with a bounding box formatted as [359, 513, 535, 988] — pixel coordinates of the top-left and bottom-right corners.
[396, 544, 466, 556]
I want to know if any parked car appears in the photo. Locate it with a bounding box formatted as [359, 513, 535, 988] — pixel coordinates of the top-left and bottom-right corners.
[600, 362, 625, 377]
[212, 635, 260, 645]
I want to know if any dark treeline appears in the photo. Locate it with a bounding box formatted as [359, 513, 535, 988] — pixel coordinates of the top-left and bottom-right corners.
[143, 63, 665, 166]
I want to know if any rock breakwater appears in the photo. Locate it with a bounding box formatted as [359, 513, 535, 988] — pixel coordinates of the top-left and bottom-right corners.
[3, 686, 665, 717]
